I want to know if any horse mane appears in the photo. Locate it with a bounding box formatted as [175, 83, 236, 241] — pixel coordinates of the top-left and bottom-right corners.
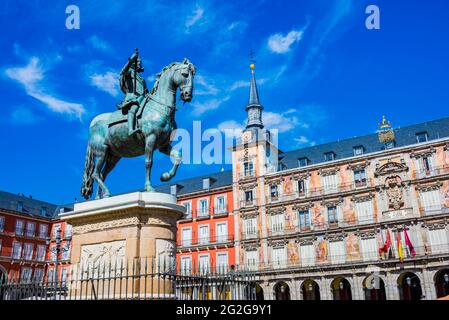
[150, 62, 178, 95]
[150, 59, 195, 95]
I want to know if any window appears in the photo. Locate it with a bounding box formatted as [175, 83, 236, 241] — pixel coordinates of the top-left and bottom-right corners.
[39, 224, 48, 239]
[52, 223, 61, 239]
[61, 269, 69, 283]
[298, 157, 309, 167]
[353, 146, 364, 156]
[243, 161, 254, 177]
[198, 255, 210, 274]
[244, 190, 254, 204]
[40, 207, 47, 216]
[216, 252, 228, 272]
[36, 245, 46, 262]
[360, 237, 378, 261]
[181, 228, 192, 247]
[297, 210, 310, 231]
[270, 185, 279, 200]
[17, 201, 24, 212]
[170, 184, 178, 196]
[198, 225, 209, 245]
[23, 243, 34, 260]
[215, 196, 226, 214]
[180, 256, 192, 274]
[15, 220, 24, 236]
[300, 244, 315, 267]
[271, 246, 287, 269]
[50, 245, 57, 261]
[26, 222, 35, 237]
[328, 206, 338, 224]
[297, 180, 306, 195]
[12, 242, 22, 259]
[47, 269, 55, 282]
[0, 216, 4, 232]
[354, 169, 367, 187]
[202, 178, 210, 190]
[216, 222, 228, 243]
[65, 224, 73, 238]
[245, 250, 258, 270]
[182, 201, 192, 218]
[385, 140, 395, 149]
[33, 269, 44, 282]
[198, 199, 209, 217]
[416, 132, 428, 143]
[355, 200, 375, 224]
[321, 174, 338, 193]
[20, 267, 32, 283]
[324, 152, 335, 162]
[243, 218, 257, 239]
[270, 213, 284, 234]
[329, 240, 346, 264]
[428, 228, 449, 254]
[62, 244, 71, 260]
[420, 189, 441, 213]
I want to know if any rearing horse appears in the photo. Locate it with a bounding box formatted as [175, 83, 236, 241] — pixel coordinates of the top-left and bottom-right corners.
[81, 59, 195, 200]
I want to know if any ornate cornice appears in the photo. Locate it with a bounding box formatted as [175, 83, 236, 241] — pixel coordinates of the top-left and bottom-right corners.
[374, 159, 408, 177]
[318, 167, 340, 176]
[291, 172, 311, 180]
[426, 222, 447, 230]
[351, 193, 374, 203]
[242, 242, 260, 250]
[296, 237, 316, 245]
[359, 230, 376, 239]
[327, 234, 345, 242]
[347, 160, 370, 171]
[321, 197, 344, 207]
[240, 210, 259, 219]
[409, 148, 436, 159]
[415, 181, 443, 192]
[268, 239, 289, 248]
[267, 207, 286, 215]
[293, 202, 314, 211]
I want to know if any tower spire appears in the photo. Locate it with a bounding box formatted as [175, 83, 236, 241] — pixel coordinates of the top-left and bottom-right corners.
[244, 62, 264, 132]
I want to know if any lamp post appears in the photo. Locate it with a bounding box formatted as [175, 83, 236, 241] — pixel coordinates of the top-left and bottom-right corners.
[46, 228, 70, 300]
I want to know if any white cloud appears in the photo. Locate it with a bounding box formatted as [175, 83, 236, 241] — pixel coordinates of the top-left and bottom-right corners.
[217, 120, 244, 133]
[5, 57, 84, 118]
[229, 78, 268, 91]
[185, 6, 204, 29]
[195, 75, 218, 96]
[293, 135, 316, 147]
[87, 35, 112, 52]
[191, 96, 230, 116]
[268, 30, 304, 54]
[89, 71, 120, 97]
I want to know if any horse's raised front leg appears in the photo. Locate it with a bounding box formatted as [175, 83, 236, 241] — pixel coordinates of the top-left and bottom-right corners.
[159, 143, 182, 182]
[144, 134, 157, 192]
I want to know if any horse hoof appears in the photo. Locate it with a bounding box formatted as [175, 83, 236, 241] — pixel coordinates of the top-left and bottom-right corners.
[160, 172, 171, 182]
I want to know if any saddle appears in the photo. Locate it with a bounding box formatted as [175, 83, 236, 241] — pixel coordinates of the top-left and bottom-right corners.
[107, 96, 148, 128]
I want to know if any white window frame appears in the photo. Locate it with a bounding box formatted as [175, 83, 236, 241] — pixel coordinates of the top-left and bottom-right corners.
[0, 216, 5, 232]
[182, 201, 192, 218]
[245, 249, 258, 270]
[12, 241, 22, 259]
[26, 222, 36, 237]
[214, 195, 227, 214]
[181, 227, 192, 247]
[329, 240, 346, 264]
[360, 236, 379, 261]
[216, 252, 228, 272]
[15, 219, 24, 236]
[23, 243, 34, 260]
[198, 254, 210, 274]
[243, 217, 257, 239]
[216, 222, 228, 243]
[355, 199, 375, 224]
[39, 224, 48, 239]
[37, 245, 46, 262]
[198, 224, 210, 245]
[270, 213, 285, 234]
[271, 246, 287, 269]
[180, 255, 192, 274]
[300, 243, 315, 267]
[198, 198, 209, 217]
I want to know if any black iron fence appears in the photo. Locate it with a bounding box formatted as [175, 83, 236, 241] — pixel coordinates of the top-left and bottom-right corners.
[0, 257, 257, 300]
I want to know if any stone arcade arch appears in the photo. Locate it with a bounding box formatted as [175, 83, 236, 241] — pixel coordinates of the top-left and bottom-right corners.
[255, 283, 264, 300]
[397, 272, 423, 300]
[362, 275, 386, 300]
[301, 279, 320, 300]
[434, 269, 449, 298]
[273, 281, 291, 300]
[331, 277, 352, 300]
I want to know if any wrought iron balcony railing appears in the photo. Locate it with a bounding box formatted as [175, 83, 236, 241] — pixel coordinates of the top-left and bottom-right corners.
[177, 234, 235, 248]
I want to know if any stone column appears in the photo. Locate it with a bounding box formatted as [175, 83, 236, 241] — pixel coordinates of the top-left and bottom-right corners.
[61, 192, 185, 299]
[386, 271, 399, 300]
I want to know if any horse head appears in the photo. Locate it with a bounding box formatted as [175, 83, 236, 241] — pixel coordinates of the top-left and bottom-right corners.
[172, 58, 196, 103]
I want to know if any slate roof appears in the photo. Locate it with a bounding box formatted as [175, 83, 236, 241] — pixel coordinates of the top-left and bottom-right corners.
[0, 190, 60, 219]
[155, 169, 233, 196]
[279, 116, 449, 170]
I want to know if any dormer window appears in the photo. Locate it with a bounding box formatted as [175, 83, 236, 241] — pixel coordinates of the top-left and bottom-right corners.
[324, 152, 335, 162]
[202, 178, 210, 190]
[170, 184, 178, 196]
[40, 207, 47, 216]
[385, 140, 395, 149]
[416, 132, 428, 143]
[17, 201, 23, 212]
[353, 146, 364, 156]
[298, 157, 309, 167]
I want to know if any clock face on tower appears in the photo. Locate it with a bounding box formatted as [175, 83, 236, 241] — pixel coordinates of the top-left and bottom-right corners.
[242, 131, 252, 143]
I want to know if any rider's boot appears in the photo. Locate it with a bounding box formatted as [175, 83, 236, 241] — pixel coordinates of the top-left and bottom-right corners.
[128, 111, 141, 136]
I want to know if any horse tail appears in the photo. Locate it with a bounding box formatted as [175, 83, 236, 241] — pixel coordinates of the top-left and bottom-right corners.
[80, 144, 94, 200]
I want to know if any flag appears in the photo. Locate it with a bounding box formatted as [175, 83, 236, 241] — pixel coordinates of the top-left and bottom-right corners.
[396, 231, 404, 262]
[379, 229, 392, 256]
[404, 228, 416, 257]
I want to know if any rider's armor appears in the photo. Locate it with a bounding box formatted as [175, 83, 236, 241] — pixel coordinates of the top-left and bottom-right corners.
[118, 51, 148, 136]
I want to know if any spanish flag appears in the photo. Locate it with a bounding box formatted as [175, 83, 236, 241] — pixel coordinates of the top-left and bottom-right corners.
[396, 231, 404, 262]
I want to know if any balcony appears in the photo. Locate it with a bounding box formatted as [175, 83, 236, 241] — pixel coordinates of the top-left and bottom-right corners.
[420, 206, 449, 217]
[237, 244, 449, 272]
[380, 208, 415, 222]
[239, 171, 256, 180]
[240, 199, 257, 209]
[195, 209, 210, 220]
[177, 234, 235, 248]
[213, 205, 229, 217]
[241, 231, 259, 241]
[413, 165, 449, 179]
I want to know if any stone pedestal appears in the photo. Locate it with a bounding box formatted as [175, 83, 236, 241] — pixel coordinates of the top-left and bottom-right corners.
[60, 192, 185, 299]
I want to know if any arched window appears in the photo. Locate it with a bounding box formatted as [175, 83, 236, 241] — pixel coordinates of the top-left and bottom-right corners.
[397, 272, 423, 300]
[301, 279, 320, 300]
[331, 277, 352, 300]
[273, 281, 290, 300]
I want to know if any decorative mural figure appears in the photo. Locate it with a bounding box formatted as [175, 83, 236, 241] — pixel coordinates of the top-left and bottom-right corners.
[385, 175, 404, 210]
[287, 242, 299, 264]
[312, 206, 325, 228]
[285, 206, 295, 229]
[442, 181, 449, 208]
[345, 233, 360, 260]
[315, 237, 327, 263]
[343, 198, 355, 224]
[283, 176, 293, 194]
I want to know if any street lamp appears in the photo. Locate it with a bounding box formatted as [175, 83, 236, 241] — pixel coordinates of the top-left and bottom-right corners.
[444, 273, 449, 283]
[46, 228, 71, 300]
[339, 281, 344, 290]
[406, 276, 412, 286]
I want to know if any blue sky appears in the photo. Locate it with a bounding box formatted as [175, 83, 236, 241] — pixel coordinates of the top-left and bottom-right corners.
[0, 0, 448, 204]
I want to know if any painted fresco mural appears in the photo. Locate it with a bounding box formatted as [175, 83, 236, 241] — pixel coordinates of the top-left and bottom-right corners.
[283, 176, 294, 195]
[315, 236, 328, 263]
[442, 181, 449, 208]
[346, 233, 361, 261]
[287, 241, 299, 264]
[311, 204, 325, 227]
[342, 197, 356, 224]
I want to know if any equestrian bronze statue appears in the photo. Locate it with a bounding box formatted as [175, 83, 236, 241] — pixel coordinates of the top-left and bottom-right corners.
[81, 50, 195, 199]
